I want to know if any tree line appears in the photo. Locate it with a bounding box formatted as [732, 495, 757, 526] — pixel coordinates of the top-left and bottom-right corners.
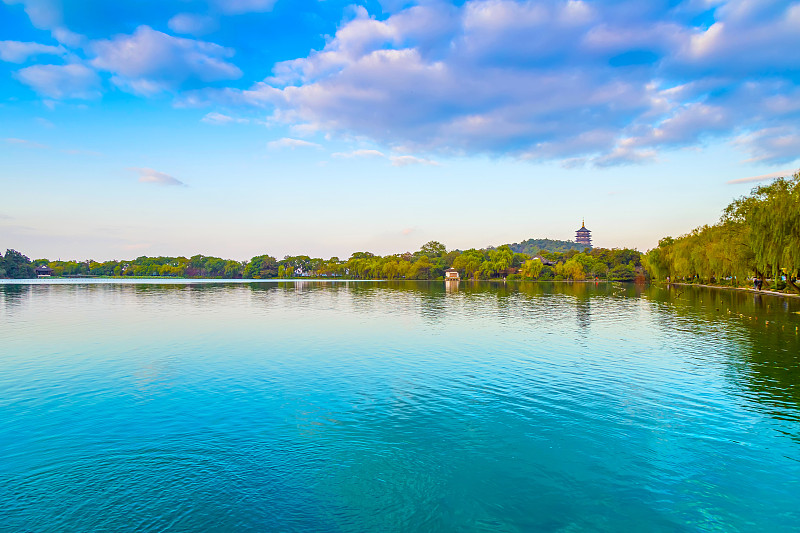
[507, 238, 588, 255]
[2, 241, 644, 281]
[644, 171, 800, 293]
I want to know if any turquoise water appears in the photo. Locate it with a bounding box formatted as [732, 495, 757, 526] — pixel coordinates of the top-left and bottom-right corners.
[2, 280, 799, 531]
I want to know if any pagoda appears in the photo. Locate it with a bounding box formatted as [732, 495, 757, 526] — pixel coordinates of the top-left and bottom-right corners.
[575, 219, 592, 247]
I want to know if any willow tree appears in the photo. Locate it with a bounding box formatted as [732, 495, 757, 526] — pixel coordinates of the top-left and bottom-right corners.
[725, 171, 800, 292]
[520, 258, 544, 279]
[715, 216, 755, 281]
[452, 249, 485, 279]
[561, 258, 586, 280]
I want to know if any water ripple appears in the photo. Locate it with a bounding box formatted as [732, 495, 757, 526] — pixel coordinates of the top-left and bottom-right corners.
[1, 281, 799, 531]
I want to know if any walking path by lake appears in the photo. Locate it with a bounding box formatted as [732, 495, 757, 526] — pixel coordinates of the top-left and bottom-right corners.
[669, 281, 800, 299]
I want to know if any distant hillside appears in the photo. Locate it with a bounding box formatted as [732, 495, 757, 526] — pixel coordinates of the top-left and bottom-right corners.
[507, 238, 589, 255]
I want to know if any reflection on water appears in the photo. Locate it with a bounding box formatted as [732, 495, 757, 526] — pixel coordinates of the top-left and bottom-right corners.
[644, 284, 800, 427]
[1, 280, 799, 531]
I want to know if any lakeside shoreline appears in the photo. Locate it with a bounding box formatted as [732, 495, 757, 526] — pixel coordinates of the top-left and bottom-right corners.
[667, 281, 800, 299]
[0, 278, 383, 285]
[0, 278, 640, 284]
[5, 279, 798, 301]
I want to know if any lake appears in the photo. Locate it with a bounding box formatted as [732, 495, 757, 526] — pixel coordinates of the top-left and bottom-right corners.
[2, 280, 799, 531]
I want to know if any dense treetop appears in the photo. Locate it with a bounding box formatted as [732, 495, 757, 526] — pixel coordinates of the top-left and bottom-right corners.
[644, 171, 800, 293]
[0, 249, 35, 279]
[507, 238, 588, 255]
[1, 240, 640, 282]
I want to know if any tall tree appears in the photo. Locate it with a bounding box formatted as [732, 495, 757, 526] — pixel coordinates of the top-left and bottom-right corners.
[725, 171, 800, 292]
[244, 255, 279, 279]
[2, 249, 35, 278]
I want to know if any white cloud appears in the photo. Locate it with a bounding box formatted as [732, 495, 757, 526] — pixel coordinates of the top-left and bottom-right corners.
[186, 3, 658, 159]
[90, 26, 241, 95]
[4, 137, 48, 148]
[14, 63, 100, 99]
[592, 141, 657, 167]
[727, 169, 797, 185]
[389, 155, 439, 167]
[3, 0, 60, 29]
[332, 149, 385, 158]
[0, 40, 65, 63]
[6, 0, 798, 167]
[267, 137, 322, 149]
[734, 127, 800, 165]
[129, 167, 186, 186]
[330, 148, 437, 166]
[201, 111, 249, 124]
[2, 0, 83, 46]
[644, 103, 733, 146]
[168, 13, 218, 36]
[51, 27, 82, 47]
[185, 0, 800, 166]
[678, 4, 800, 74]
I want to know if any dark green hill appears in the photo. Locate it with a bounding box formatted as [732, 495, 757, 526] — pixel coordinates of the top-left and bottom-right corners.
[507, 238, 589, 255]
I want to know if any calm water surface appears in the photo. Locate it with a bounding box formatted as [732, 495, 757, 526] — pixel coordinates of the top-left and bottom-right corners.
[2, 280, 799, 531]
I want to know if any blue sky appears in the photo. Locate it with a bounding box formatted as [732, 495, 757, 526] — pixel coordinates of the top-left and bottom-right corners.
[1, 0, 798, 261]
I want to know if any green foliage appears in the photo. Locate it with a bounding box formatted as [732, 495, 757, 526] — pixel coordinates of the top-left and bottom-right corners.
[561, 258, 586, 280]
[407, 255, 434, 279]
[418, 241, 447, 258]
[726, 172, 800, 285]
[244, 255, 278, 279]
[608, 264, 636, 281]
[520, 258, 544, 279]
[643, 247, 668, 280]
[649, 170, 800, 292]
[279, 255, 315, 277]
[452, 248, 485, 279]
[8, 239, 643, 283]
[508, 238, 587, 255]
[1, 249, 36, 278]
